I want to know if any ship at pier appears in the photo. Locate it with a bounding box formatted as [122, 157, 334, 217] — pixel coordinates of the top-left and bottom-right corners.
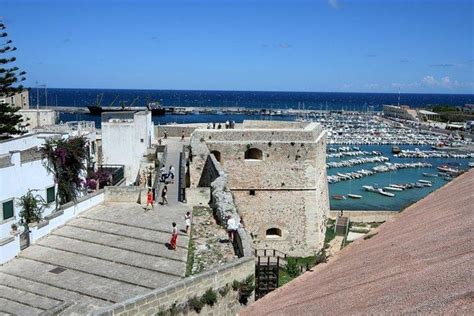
[86, 95, 167, 116]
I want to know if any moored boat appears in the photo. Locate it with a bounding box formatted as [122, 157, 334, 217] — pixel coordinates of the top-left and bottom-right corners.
[332, 194, 347, 200]
[378, 188, 395, 197]
[348, 194, 362, 199]
[384, 186, 402, 192]
[418, 179, 431, 184]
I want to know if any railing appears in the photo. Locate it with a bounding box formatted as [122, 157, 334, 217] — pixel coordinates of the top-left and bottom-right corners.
[178, 151, 186, 202]
[98, 164, 125, 186]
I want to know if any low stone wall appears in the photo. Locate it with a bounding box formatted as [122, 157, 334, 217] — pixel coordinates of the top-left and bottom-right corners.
[329, 210, 398, 222]
[155, 125, 202, 138]
[30, 190, 105, 243]
[92, 257, 255, 316]
[208, 155, 253, 258]
[104, 186, 146, 204]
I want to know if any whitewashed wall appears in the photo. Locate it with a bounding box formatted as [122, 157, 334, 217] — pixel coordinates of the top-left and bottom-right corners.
[102, 111, 153, 184]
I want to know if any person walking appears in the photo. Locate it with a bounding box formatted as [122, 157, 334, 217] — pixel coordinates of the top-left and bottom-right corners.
[184, 211, 191, 234]
[169, 165, 175, 183]
[181, 130, 185, 142]
[161, 185, 168, 205]
[170, 222, 178, 250]
[160, 166, 167, 182]
[226, 215, 239, 243]
[163, 130, 168, 139]
[146, 188, 154, 211]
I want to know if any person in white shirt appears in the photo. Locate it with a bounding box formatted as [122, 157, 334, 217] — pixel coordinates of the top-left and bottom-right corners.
[226, 215, 239, 242]
[184, 211, 191, 234]
[169, 165, 175, 183]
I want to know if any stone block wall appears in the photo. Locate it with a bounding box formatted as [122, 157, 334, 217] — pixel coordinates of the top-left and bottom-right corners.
[92, 257, 255, 316]
[104, 186, 145, 204]
[155, 125, 203, 138]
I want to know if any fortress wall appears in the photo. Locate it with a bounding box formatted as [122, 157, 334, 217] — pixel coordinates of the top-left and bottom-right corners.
[206, 140, 322, 189]
[189, 122, 329, 257]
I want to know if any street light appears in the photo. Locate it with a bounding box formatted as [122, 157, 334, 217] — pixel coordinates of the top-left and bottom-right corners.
[35, 82, 47, 128]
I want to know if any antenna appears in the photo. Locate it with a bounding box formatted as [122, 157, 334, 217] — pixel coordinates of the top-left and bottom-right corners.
[398, 87, 401, 107]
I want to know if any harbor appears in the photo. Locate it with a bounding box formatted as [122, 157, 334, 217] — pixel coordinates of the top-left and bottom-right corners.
[47, 103, 474, 212]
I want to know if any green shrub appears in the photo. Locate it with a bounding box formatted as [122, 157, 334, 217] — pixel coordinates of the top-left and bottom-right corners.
[189, 296, 204, 313]
[286, 259, 300, 278]
[201, 288, 218, 306]
[219, 284, 230, 297]
[239, 275, 255, 305]
[232, 280, 240, 291]
[314, 249, 327, 265]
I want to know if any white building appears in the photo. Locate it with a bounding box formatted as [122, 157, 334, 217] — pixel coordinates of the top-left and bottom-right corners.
[383, 104, 418, 121]
[101, 111, 154, 185]
[18, 109, 58, 131]
[0, 90, 29, 109]
[0, 123, 100, 264]
[0, 133, 61, 262]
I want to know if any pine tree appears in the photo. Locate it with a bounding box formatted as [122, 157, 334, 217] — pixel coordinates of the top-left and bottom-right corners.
[0, 21, 27, 139]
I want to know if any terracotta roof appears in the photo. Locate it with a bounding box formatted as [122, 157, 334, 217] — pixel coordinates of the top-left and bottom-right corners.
[242, 169, 474, 315]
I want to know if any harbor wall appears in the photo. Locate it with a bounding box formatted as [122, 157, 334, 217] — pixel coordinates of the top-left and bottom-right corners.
[329, 210, 398, 222]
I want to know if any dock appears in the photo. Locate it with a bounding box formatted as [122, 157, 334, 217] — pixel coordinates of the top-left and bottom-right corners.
[38, 105, 370, 116]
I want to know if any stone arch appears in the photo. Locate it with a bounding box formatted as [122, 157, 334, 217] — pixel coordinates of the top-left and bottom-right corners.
[244, 148, 263, 160]
[210, 150, 222, 163]
[266, 227, 282, 239]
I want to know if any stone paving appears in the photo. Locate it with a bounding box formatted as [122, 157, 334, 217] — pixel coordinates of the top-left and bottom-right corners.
[0, 138, 190, 315]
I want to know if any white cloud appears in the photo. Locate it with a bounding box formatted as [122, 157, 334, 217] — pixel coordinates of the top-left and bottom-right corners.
[422, 75, 437, 85]
[421, 75, 474, 90]
[328, 0, 341, 10]
[364, 83, 380, 90]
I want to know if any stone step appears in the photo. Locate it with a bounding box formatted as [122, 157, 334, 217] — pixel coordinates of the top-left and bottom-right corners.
[67, 217, 189, 248]
[0, 272, 107, 310]
[0, 258, 147, 304]
[38, 235, 186, 277]
[0, 284, 61, 311]
[19, 245, 179, 290]
[0, 297, 43, 316]
[84, 203, 190, 235]
[53, 225, 187, 262]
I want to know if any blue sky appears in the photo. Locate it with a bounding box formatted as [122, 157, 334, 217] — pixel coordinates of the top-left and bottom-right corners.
[1, 0, 473, 93]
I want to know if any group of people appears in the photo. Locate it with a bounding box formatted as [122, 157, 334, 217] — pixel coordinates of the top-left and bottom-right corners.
[169, 211, 192, 250]
[160, 165, 175, 183]
[207, 120, 236, 130]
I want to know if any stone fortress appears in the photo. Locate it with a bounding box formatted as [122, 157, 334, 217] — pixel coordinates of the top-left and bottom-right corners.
[189, 120, 330, 257]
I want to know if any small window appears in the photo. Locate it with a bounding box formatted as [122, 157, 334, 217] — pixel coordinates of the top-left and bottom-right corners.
[2, 200, 14, 220]
[249, 190, 256, 196]
[245, 148, 263, 160]
[46, 186, 55, 203]
[266, 228, 282, 239]
[210, 150, 222, 162]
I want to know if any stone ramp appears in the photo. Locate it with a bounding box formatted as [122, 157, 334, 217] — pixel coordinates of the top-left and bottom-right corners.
[52, 225, 187, 262]
[0, 139, 190, 315]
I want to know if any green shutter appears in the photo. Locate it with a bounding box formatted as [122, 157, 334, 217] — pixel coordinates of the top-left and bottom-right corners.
[47, 186, 55, 203]
[2, 200, 14, 220]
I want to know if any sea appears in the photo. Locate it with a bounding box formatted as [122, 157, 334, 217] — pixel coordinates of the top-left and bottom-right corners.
[33, 88, 474, 211]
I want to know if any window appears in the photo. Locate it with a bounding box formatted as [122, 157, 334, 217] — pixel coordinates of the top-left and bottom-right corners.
[210, 150, 222, 162]
[244, 148, 263, 160]
[249, 190, 256, 196]
[266, 228, 282, 239]
[46, 186, 55, 203]
[2, 200, 14, 220]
